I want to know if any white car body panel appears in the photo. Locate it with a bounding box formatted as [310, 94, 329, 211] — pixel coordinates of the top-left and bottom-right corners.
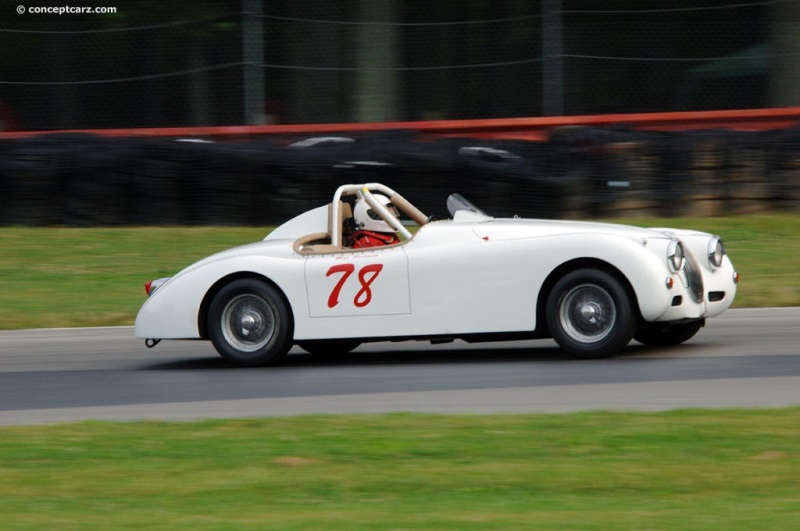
[135, 183, 737, 350]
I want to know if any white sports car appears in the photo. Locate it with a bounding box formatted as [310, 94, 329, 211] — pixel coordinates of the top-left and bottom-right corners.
[135, 182, 739, 367]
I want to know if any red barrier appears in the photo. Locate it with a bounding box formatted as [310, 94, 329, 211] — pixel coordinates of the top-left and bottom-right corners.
[2, 107, 800, 141]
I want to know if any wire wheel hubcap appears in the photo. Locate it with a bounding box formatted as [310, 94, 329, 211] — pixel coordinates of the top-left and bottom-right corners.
[559, 284, 616, 344]
[221, 294, 276, 352]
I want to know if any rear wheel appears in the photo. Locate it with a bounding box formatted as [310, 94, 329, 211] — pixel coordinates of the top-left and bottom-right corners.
[634, 320, 704, 347]
[546, 269, 637, 358]
[208, 279, 293, 367]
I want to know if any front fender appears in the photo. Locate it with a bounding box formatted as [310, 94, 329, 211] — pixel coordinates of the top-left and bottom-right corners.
[536, 233, 680, 322]
[134, 253, 306, 340]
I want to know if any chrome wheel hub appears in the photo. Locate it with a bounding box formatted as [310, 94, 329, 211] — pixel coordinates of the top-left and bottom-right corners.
[240, 314, 258, 335]
[559, 284, 616, 344]
[580, 302, 600, 322]
[221, 294, 276, 352]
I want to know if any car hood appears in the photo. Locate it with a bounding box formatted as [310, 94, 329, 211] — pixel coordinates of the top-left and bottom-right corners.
[472, 218, 672, 242]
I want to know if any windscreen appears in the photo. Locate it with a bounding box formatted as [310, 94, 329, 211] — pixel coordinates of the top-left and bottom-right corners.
[446, 193, 488, 218]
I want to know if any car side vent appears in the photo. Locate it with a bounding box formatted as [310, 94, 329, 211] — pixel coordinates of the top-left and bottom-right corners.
[708, 291, 725, 302]
[684, 250, 704, 303]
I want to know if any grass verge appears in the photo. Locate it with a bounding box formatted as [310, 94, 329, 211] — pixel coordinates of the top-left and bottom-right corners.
[0, 410, 798, 530]
[2, 213, 799, 329]
[0, 227, 266, 329]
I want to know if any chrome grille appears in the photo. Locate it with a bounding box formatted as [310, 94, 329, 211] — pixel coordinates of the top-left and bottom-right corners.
[683, 250, 704, 303]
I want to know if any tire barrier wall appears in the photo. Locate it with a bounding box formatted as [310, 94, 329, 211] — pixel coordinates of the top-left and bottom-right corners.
[1, 126, 799, 226]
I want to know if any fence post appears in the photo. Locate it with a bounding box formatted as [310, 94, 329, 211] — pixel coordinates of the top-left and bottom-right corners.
[243, 0, 266, 125]
[542, 0, 564, 116]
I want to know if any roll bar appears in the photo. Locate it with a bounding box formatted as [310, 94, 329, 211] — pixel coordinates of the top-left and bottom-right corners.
[330, 183, 424, 246]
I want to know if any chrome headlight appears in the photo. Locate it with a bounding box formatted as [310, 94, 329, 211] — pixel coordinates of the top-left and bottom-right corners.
[667, 239, 685, 273]
[707, 236, 726, 270]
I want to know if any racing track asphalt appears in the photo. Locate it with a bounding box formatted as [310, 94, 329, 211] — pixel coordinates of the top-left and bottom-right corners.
[0, 308, 798, 425]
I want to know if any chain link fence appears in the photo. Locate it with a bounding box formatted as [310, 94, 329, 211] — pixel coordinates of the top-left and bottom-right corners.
[0, 0, 789, 131]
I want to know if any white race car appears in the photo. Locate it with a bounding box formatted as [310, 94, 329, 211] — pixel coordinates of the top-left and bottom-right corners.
[135, 182, 739, 366]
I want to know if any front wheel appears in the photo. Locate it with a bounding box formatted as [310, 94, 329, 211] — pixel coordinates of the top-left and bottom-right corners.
[208, 279, 293, 367]
[546, 269, 637, 358]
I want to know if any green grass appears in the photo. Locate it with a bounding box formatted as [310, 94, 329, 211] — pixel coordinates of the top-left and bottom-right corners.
[0, 410, 798, 529]
[2, 214, 799, 329]
[0, 227, 267, 329]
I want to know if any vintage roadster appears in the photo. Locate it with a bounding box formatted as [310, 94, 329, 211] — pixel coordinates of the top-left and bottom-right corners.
[135, 182, 738, 366]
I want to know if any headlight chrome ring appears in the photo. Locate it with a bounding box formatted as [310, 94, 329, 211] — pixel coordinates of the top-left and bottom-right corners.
[707, 236, 726, 270]
[667, 239, 685, 273]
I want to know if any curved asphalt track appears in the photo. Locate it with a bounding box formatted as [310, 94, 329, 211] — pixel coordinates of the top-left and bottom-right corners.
[0, 308, 798, 425]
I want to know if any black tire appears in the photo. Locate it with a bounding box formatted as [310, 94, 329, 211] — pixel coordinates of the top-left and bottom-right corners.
[208, 279, 293, 367]
[297, 339, 361, 357]
[634, 320, 704, 347]
[546, 268, 637, 358]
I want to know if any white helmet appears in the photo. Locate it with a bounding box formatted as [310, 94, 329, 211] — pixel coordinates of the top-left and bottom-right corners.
[353, 194, 398, 233]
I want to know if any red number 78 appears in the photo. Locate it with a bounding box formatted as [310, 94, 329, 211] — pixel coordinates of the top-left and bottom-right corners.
[326, 263, 384, 308]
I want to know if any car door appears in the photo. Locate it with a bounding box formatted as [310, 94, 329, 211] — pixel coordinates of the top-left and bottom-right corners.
[304, 246, 411, 320]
